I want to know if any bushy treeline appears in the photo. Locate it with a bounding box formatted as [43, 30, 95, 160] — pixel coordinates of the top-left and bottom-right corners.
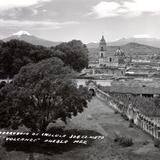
[0, 39, 89, 78]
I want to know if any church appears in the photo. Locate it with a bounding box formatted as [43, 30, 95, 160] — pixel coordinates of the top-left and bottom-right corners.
[98, 35, 126, 68]
[87, 35, 128, 77]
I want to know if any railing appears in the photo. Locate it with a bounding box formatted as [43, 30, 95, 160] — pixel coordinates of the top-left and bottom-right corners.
[96, 88, 160, 139]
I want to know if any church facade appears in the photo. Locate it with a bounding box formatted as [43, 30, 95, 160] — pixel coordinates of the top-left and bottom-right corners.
[86, 35, 128, 77]
[98, 35, 126, 68]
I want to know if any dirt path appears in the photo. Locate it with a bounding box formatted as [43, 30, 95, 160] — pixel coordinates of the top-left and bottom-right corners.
[60, 97, 160, 160]
[65, 96, 114, 136]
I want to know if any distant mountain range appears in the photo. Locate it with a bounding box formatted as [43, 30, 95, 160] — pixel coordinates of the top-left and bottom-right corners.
[87, 37, 160, 48]
[3, 31, 61, 47]
[1, 31, 160, 61]
[2, 31, 160, 48]
[109, 37, 160, 48]
[2, 31, 160, 49]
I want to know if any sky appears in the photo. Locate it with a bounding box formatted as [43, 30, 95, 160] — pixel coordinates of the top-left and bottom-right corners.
[0, 0, 160, 43]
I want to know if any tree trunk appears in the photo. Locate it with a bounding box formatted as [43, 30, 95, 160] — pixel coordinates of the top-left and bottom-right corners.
[40, 120, 49, 133]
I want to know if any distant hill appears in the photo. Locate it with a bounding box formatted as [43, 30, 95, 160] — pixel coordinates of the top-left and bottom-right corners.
[109, 37, 160, 48]
[86, 42, 99, 48]
[87, 37, 160, 48]
[121, 42, 160, 56]
[3, 31, 61, 47]
[88, 42, 160, 61]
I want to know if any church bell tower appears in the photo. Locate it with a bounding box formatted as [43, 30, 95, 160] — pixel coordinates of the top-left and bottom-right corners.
[99, 35, 107, 66]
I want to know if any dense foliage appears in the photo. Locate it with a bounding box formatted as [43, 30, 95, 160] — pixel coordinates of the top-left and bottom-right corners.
[0, 57, 91, 132]
[108, 92, 160, 117]
[0, 40, 51, 78]
[53, 40, 89, 72]
[0, 39, 88, 78]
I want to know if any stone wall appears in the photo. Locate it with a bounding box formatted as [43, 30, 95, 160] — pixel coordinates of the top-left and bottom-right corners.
[101, 85, 160, 95]
[96, 88, 160, 139]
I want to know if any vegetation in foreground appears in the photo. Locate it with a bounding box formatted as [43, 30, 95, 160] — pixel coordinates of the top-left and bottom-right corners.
[0, 57, 91, 132]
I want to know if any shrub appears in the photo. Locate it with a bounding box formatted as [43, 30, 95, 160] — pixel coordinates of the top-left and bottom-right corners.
[129, 119, 134, 128]
[119, 136, 133, 147]
[154, 139, 160, 148]
[143, 140, 149, 145]
[121, 113, 129, 121]
[114, 110, 119, 114]
[114, 134, 133, 147]
[114, 133, 121, 142]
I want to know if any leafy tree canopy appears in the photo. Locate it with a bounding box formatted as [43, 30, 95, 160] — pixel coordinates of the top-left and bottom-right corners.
[0, 39, 51, 78]
[0, 57, 91, 132]
[54, 40, 89, 72]
[0, 39, 89, 78]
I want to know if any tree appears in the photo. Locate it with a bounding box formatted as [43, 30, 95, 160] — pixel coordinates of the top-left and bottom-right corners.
[54, 40, 89, 72]
[0, 39, 88, 78]
[0, 40, 51, 78]
[0, 57, 91, 132]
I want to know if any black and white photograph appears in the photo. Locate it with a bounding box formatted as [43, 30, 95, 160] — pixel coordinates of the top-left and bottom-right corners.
[1, 0, 160, 159]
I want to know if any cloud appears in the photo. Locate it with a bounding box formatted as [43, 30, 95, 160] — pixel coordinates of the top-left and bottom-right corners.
[133, 34, 152, 38]
[0, 0, 52, 10]
[0, 19, 79, 30]
[88, 1, 121, 18]
[89, 0, 160, 18]
[0, 35, 5, 39]
[124, 0, 160, 14]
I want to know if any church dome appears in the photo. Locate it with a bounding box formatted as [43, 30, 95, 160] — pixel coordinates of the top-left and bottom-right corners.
[115, 48, 125, 57]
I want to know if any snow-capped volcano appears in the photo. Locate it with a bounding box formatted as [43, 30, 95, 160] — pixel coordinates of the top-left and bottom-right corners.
[3, 31, 61, 47]
[12, 30, 31, 37]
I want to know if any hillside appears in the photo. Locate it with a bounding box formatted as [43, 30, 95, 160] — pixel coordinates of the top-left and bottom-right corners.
[88, 42, 160, 61]
[3, 31, 61, 47]
[87, 37, 160, 48]
[109, 37, 160, 48]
